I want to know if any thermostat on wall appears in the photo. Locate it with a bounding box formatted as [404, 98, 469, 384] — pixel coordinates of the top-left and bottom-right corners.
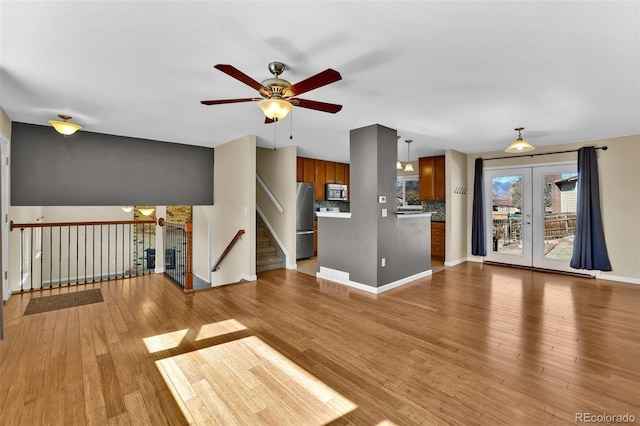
[378, 196, 386, 203]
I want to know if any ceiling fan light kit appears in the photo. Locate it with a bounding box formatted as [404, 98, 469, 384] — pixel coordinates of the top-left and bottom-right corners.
[505, 127, 535, 153]
[201, 61, 342, 121]
[49, 114, 82, 135]
[258, 98, 293, 120]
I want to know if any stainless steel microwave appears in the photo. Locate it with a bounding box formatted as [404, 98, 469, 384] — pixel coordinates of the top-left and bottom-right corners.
[326, 184, 348, 201]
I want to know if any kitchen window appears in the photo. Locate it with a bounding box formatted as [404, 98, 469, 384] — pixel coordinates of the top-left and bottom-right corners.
[397, 175, 421, 209]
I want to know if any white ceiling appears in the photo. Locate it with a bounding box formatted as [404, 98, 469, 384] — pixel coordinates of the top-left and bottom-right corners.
[1, 1, 638, 163]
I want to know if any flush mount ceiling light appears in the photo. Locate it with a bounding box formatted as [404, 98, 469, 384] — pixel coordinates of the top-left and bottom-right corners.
[138, 208, 155, 216]
[48, 114, 82, 135]
[505, 127, 535, 153]
[404, 140, 414, 172]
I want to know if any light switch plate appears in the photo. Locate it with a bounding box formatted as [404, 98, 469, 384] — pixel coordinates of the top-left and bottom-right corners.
[382, 208, 387, 217]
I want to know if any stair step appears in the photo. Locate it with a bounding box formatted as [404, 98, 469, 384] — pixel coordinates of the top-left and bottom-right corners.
[256, 256, 284, 267]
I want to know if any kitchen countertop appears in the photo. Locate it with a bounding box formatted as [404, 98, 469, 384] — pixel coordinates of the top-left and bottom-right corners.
[316, 212, 352, 219]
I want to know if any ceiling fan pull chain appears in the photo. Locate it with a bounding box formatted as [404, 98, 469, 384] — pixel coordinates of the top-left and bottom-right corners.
[290, 109, 294, 140]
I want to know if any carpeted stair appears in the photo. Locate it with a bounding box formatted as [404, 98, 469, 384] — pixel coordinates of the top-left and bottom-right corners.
[256, 215, 285, 273]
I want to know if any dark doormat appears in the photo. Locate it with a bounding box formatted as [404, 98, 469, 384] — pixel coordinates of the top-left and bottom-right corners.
[24, 289, 104, 316]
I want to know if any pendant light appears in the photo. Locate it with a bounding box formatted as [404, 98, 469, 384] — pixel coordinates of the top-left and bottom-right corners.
[49, 114, 82, 135]
[396, 135, 403, 169]
[404, 140, 414, 172]
[505, 127, 535, 153]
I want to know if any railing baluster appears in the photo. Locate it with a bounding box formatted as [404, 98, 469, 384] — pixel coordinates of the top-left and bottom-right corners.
[19, 228, 24, 292]
[40, 226, 44, 289]
[84, 225, 87, 284]
[30, 228, 34, 291]
[59, 226, 62, 287]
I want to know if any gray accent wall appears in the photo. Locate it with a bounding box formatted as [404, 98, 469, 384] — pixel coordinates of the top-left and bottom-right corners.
[11, 122, 214, 206]
[318, 124, 431, 289]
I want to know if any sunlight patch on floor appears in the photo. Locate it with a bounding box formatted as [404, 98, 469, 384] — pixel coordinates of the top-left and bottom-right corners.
[143, 329, 189, 353]
[195, 319, 247, 341]
[155, 335, 357, 425]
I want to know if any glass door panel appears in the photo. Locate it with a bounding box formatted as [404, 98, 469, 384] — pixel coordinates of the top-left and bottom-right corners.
[484, 168, 532, 267]
[532, 164, 578, 272]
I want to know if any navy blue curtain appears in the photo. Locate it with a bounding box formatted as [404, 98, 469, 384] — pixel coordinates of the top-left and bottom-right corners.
[471, 158, 486, 256]
[570, 147, 612, 271]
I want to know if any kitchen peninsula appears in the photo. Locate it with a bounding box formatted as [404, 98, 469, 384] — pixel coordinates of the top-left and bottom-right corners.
[316, 124, 432, 293]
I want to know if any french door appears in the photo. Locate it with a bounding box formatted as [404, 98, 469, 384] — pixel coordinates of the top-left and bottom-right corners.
[484, 162, 579, 273]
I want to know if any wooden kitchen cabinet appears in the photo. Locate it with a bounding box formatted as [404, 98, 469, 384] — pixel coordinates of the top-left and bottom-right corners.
[296, 156, 350, 201]
[303, 158, 315, 183]
[419, 155, 446, 201]
[335, 163, 346, 184]
[325, 161, 335, 184]
[431, 221, 445, 259]
[314, 160, 326, 200]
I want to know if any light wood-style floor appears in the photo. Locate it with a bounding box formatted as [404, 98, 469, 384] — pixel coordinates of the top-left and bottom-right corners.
[1, 263, 639, 425]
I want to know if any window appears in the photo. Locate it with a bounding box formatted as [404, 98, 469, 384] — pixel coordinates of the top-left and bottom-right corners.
[397, 175, 421, 209]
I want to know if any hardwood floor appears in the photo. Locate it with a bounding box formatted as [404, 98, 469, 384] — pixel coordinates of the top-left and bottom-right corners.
[0, 263, 638, 425]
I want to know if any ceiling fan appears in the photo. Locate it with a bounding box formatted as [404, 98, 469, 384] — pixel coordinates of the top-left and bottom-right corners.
[201, 62, 342, 123]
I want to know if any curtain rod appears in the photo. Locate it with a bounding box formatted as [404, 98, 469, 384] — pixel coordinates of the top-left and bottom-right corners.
[483, 146, 608, 161]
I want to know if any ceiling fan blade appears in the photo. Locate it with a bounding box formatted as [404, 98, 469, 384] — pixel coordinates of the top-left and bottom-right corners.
[290, 98, 343, 113]
[214, 64, 267, 92]
[289, 69, 342, 96]
[200, 98, 260, 105]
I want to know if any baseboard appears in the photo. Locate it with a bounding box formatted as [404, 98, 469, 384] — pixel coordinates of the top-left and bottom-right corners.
[317, 266, 432, 294]
[594, 273, 640, 285]
[286, 263, 298, 270]
[238, 273, 257, 283]
[444, 257, 468, 267]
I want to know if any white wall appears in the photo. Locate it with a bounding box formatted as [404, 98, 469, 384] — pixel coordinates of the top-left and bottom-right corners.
[193, 135, 256, 286]
[445, 149, 468, 265]
[255, 146, 296, 268]
[465, 134, 640, 283]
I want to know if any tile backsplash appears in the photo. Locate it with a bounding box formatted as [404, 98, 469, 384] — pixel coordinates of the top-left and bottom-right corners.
[422, 201, 446, 221]
[315, 200, 350, 213]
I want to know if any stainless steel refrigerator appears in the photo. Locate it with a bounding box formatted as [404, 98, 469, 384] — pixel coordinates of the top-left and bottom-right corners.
[296, 182, 315, 259]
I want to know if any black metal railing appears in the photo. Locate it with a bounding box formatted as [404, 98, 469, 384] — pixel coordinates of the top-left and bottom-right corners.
[161, 220, 193, 292]
[11, 219, 157, 292]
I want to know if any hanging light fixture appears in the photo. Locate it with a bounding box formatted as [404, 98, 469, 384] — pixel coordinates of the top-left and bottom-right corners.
[258, 98, 292, 120]
[505, 127, 535, 153]
[396, 136, 403, 169]
[404, 140, 414, 172]
[48, 114, 82, 135]
[138, 208, 155, 216]
[121, 206, 133, 213]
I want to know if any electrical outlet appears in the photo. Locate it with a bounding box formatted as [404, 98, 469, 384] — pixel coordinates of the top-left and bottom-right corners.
[381, 258, 386, 267]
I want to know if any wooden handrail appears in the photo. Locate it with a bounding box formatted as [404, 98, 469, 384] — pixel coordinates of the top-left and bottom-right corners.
[211, 229, 246, 272]
[11, 219, 158, 230]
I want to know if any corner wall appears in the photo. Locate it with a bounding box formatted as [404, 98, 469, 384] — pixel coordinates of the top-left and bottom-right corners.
[445, 149, 468, 265]
[193, 135, 256, 286]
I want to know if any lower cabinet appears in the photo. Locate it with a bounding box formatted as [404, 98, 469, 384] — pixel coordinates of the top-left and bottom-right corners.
[431, 222, 445, 259]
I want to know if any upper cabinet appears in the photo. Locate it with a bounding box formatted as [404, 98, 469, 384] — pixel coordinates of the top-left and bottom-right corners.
[297, 156, 350, 201]
[419, 155, 446, 202]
